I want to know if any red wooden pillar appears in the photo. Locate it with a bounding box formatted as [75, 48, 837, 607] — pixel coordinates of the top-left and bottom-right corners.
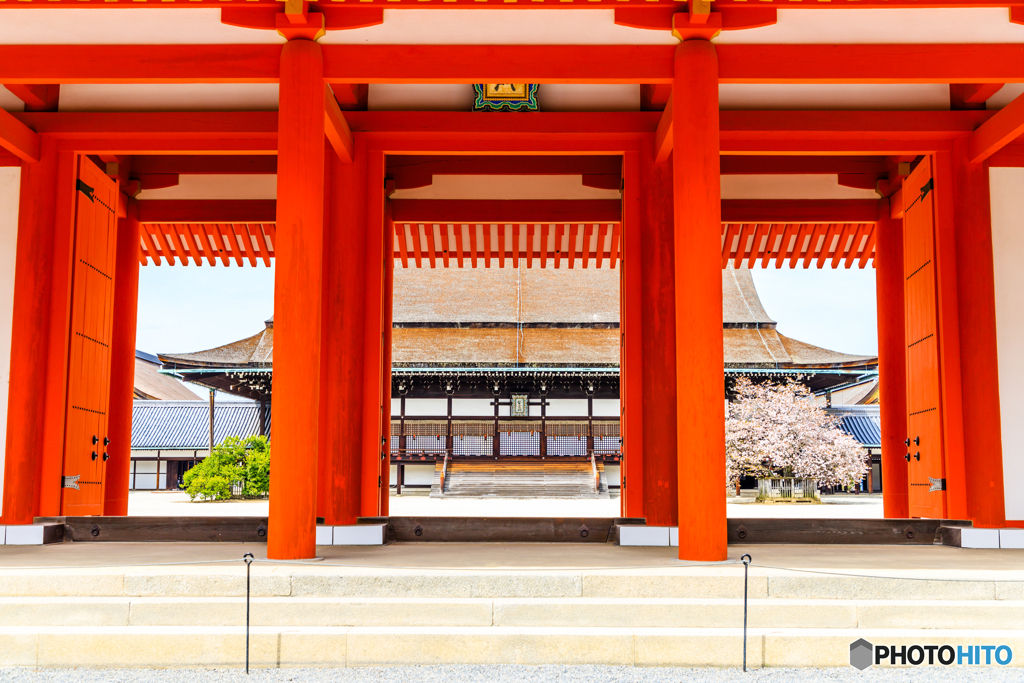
[673, 39, 727, 561]
[949, 139, 1006, 527]
[104, 197, 141, 516]
[1, 140, 60, 524]
[38, 150, 78, 518]
[619, 149, 644, 519]
[639, 143, 678, 527]
[932, 151, 968, 521]
[360, 148, 386, 518]
[380, 201, 395, 517]
[268, 38, 325, 560]
[318, 140, 367, 525]
[875, 212, 909, 518]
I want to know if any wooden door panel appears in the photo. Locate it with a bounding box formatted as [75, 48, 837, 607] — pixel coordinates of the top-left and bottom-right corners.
[906, 338, 940, 414]
[903, 156, 946, 519]
[904, 262, 937, 345]
[61, 158, 118, 516]
[908, 409, 945, 518]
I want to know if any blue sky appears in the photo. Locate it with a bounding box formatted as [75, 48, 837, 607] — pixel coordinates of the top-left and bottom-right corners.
[136, 263, 878, 360]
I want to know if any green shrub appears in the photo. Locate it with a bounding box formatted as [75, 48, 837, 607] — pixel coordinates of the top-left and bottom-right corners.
[241, 436, 271, 498]
[183, 435, 271, 501]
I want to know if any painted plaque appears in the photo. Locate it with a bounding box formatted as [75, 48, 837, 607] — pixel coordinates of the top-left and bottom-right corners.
[511, 394, 529, 417]
[473, 84, 539, 112]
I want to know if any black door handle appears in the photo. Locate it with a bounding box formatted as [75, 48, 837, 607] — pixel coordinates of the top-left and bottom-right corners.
[102, 452, 109, 461]
[905, 453, 911, 462]
[104, 437, 110, 446]
[914, 436, 920, 446]
[92, 435, 99, 445]
[914, 452, 921, 461]
[904, 438, 911, 447]
[91, 451, 98, 461]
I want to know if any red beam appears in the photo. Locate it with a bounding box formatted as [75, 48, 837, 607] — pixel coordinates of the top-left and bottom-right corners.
[0, 45, 280, 84]
[391, 199, 621, 224]
[969, 92, 1024, 163]
[132, 155, 278, 175]
[721, 199, 879, 224]
[136, 200, 276, 223]
[3, 83, 59, 111]
[717, 44, 1024, 85]
[721, 155, 889, 175]
[325, 84, 354, 162]
[387, 154, 622, 175]
[14, 111, 278, 138]
[960, 83, 1006, 104]
[654, 96, 673, 163]
[324, 45, 673, 84]
[989, 139, 1024, 167]
[6, 44, 1024, 85]
[0, 107, 40, 163]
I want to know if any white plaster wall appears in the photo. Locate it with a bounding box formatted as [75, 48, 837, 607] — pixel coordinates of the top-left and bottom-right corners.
[0, 89, 25, 113]
[715, 8, 1024, 45]
[721, 175, 878, 200]
[391, 175, 619, 201]
[989, 167, 1024, 522]
[2, 8, 1015, 46]
[547, 399, 588, 417]
[0, 167, 21, 517]
[592, 398, 620, 417]
[59, 84, 278, 113]
[369, 85, 476, 112]
[451, 399, 493, 417]
[720, 84, 950, 112]
[984, 84, 1024, 111]
[370, 84, 639, 113]
[404, 398, 449, 417]
[137, 175, 277, 200]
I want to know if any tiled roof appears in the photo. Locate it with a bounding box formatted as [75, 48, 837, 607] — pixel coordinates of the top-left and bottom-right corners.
[828, 405, 881, 448]
[131, 400, 267, 450]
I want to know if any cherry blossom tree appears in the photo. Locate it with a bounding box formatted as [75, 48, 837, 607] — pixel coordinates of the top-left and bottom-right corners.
[726, 378, 869, 489]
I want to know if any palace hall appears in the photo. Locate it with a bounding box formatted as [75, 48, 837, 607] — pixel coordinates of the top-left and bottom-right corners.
[150, 265, 878, 494]
[0, 1, 1023, 562]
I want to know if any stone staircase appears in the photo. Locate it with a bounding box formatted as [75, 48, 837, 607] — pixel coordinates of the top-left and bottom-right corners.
[1, 564, 1024, 668]
[431, 460, 608, 498]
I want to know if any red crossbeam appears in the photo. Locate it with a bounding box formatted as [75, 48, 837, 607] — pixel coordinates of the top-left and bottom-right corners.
[3, 44, 1024, 85]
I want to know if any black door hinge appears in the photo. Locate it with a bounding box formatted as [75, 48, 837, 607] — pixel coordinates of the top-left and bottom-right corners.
[76, 179, 95, 202]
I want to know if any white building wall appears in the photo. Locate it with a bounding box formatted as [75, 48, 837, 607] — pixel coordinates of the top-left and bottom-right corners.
[989, 168, 1024, 522]
[0, 167, 21, 518]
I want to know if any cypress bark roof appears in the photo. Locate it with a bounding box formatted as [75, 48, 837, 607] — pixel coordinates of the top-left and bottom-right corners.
[158, 269, 874, 371]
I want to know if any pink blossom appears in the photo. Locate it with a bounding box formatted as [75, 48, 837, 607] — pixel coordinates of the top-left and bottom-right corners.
[726, 378, 869, 489]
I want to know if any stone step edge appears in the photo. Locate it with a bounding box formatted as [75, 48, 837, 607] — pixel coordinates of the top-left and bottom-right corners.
[4, 625, 1024, 636]
[3, 627, 1023, 669]
[2, 596, 1024, 606]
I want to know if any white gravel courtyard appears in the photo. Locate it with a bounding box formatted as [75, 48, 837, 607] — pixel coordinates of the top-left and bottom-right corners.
[127, 490, 884, 519]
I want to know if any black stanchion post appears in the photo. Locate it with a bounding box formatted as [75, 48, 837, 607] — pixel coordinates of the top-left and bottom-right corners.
[741, 553, 752, 672]
[243, 553, 254, 674]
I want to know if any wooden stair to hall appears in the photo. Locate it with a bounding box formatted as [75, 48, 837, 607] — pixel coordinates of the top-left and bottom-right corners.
[430, 460, 608, 498]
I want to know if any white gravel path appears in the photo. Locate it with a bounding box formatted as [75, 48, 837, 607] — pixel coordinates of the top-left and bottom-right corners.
[2, 667, 1022, 683]
[127, 491, 884, 519]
